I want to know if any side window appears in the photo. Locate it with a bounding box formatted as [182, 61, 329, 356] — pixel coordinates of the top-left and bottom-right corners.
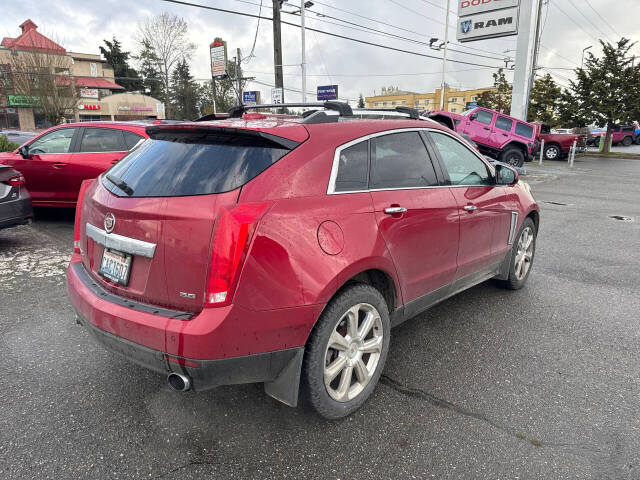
[495, 116, 513, 132]
[429, 132, 491, 186]
[79, 128, 126, 153]
[515, 122, 534, 139]
[474, 110, 494, 125]
[334, 141, 369, 192]
[370, 132, 438, 189]
[28, 128, 75, 154]
[123, 131, 145, 150]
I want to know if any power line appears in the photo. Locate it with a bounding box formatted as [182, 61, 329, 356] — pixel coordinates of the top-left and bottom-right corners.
[565, 0, 612, 43]
[550, 2, 601, 43]
[583, 0, 621, 38]
[157, 0, 503, 69]
[244, 66, 496, 77]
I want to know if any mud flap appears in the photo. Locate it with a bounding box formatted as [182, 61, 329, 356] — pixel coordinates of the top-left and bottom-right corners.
[264, 347, 304, 407]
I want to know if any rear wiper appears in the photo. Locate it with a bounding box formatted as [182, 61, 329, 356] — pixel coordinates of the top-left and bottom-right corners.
[106, 174, 134, 196]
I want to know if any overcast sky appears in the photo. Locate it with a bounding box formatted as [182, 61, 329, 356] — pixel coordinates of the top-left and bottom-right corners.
[3, 0, 639, 103]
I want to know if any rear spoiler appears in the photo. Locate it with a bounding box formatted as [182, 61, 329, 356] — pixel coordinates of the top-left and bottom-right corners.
[145, 124, 301, 150]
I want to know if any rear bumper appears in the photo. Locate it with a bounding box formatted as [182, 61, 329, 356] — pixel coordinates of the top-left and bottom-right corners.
[0, 191, 33, 229]
[74, 309, 302, 392]
[66, 258, 315, 394]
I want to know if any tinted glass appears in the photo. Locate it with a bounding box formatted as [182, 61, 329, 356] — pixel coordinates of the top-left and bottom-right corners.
[370, 132, 437, 189]
[28, 128, 75, 154]
[80, 128, 125, 152]
[430, 132, 491, 186]
[495, 116, 513, 132]
[622, 125, 634, 132]
[335, 141, 369, 192]
[515, 122, 534, 138]
[474, 110, 494, 125]
[123, 131, 145, 150]
[103, 133, 290, 197]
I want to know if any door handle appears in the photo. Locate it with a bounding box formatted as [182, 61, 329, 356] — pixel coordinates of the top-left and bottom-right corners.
[111, 159, 119, 165]
[52, 163, 67, 169]
[384, 207, 407, 214]
[483, 127, 491, 131]
[464, 205, 478, 212]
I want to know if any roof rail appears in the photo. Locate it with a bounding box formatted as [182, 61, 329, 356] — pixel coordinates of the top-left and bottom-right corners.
[351, 106, 421, 120]
[227, 101, 353, 118]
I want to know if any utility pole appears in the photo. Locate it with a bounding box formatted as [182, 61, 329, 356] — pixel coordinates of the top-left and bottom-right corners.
[439, 0, 451, 110]
[272, 0, 284, 103]
[301, 0, 307, 102]
[236, 48, 243, 106]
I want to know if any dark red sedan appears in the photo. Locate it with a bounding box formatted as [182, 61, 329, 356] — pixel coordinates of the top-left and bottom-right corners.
[67, 104, 540, 419]
[0, 122, 147, 207]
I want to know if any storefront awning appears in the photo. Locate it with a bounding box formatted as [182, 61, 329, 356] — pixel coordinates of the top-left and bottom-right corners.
[74, 77, 125, 90]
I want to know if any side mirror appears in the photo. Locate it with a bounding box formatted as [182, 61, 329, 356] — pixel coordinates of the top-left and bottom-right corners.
[19, 146, 30, 159]
[495, 164, 518, 185]
[469, 112, 478, 121]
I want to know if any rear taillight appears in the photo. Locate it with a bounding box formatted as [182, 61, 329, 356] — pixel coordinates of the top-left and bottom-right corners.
[7, 175, 25, 186]
[74, 179, 94, 254]
[204, 203, 268, 307]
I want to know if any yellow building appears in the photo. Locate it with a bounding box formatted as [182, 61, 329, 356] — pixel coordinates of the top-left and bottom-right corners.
[365, 86, 496, 114]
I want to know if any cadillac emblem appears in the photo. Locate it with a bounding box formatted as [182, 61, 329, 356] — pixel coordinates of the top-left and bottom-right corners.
[104, 212, 116, 234]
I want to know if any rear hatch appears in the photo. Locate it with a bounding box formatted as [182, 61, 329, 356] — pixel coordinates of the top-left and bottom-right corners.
[81, 124, 303, 313]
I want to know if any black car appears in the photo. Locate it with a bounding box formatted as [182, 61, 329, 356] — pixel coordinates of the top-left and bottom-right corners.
[0, 164, 33, 230]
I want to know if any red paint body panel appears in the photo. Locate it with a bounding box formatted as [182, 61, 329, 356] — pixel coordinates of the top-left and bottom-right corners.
[0, 122, 148, 206]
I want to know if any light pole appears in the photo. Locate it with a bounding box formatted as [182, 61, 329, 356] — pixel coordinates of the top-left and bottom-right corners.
[581, 45, 592, 69]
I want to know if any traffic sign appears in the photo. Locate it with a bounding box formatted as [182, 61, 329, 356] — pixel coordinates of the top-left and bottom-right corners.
[271, 87, 283, 104]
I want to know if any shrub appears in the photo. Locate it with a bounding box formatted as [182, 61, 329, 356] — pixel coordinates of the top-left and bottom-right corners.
[0, 134, 19, 152]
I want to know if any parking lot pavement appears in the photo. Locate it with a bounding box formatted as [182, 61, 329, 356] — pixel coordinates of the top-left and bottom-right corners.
[1, 156, 639, 479]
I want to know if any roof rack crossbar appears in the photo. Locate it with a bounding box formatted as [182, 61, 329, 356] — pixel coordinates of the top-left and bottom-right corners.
[227, 101, 353, 118]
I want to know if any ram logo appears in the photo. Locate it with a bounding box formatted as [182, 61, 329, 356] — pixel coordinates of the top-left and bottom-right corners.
[461, 20, 473, 33]
[474, 16, 513, 29]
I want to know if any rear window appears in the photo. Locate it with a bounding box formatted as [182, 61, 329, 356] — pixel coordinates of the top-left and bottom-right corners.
[515, 122, 534, 138]
[102, 130, 294, 197]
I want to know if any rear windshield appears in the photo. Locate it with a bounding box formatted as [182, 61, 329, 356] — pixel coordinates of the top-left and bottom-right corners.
[102, 131, 293, 197]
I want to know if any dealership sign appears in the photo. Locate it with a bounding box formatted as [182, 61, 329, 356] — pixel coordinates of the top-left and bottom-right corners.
[317, 85, 339, 101]
[210, 39, 228, 79]
[456, 6, 519, 42]
[242, 91, 260, 106]
[458, 0, 519, 16]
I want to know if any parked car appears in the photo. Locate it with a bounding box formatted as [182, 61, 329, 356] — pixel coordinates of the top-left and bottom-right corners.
[588, 124, 636, 147]
[428, 107, 538, 167]
[0, 165, 33, 230]
[538, 124, 586, 160]
[0, 122, 148, 207]
[67, 103, 540, 419]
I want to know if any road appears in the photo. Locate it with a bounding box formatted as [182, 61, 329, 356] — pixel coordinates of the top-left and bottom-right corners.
[1, 156, 639, 479]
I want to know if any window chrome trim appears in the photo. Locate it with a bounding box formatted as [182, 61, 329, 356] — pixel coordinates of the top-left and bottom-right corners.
[86, 223, 156, 258]
[327, 127, 495, 195]
[507, 212, 519, 245]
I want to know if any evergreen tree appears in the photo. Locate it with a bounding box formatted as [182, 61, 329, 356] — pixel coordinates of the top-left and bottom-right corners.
[169, 59, 200, 119]
[99, 37, 143, 92]
[476, 68, 512, 113]
[560, 38, 640, 152]
[198, 62, 246, 115]
[135, 39, 164, 100]
[358, 93, 365, 108]
[527, 74, 562, 125]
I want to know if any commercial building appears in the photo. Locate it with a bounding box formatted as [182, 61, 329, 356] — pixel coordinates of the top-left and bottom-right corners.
[365, 86, 496, 114]
[0, 19, 164, 131]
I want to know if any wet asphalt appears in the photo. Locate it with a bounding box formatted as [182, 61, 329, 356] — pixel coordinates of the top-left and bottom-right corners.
[1, 155, 639, 479]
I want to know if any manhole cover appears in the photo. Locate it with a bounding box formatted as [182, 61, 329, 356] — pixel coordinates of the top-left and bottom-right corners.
[609, 215, 633, 222]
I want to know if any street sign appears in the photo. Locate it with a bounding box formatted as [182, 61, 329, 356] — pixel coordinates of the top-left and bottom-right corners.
[242, 91, 260, 106]
[271, 87, 283, 104]
[456, 6, 519, 42]
[210, 40, 228, 79]
[458, 0, 520, 16]
[317, 85, 338, 101]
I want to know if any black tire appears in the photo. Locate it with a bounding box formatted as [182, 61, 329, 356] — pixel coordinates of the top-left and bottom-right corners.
[622, 136, 633, 147]
[635, 136, 640, 145]
[544, 144, 562, 161]
[497, 217, 537, 290]
[302, 284, 391, 419]
[500, 147, 525, 168]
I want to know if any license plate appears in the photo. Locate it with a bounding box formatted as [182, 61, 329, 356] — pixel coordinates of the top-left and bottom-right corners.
[99, 248, 132, 286]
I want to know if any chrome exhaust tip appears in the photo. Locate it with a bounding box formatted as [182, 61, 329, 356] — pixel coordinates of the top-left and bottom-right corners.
[167, 372, 191, 392]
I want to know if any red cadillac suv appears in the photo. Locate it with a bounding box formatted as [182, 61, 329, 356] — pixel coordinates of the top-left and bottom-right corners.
[66, 103, 540, 419]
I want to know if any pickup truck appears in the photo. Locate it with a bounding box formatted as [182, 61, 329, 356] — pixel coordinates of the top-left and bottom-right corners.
[428, 107, 538, 167]
[538, 125, 586, 160]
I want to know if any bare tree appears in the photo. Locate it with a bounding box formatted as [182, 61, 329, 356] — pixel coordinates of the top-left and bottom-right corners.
[9, 39, 77, 126]
[137, 12, 196, 112]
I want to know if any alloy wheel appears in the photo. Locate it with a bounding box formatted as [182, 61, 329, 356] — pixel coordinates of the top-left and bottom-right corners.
[514, 226, 534, 280]
[545, 146, 559, 159]
[323, 303, 383, 402]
